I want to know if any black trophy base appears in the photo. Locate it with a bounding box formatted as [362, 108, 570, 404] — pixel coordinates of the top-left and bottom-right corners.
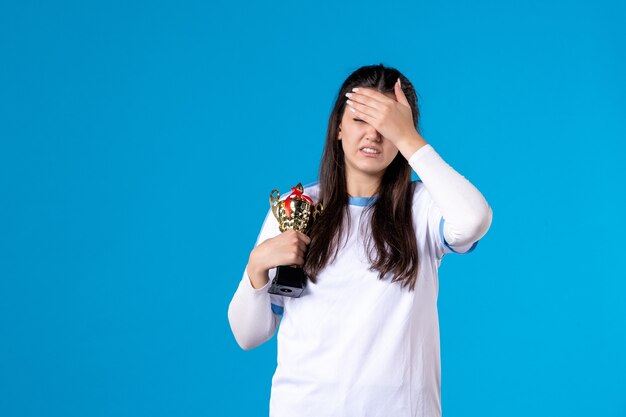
[268, 265, 306, 298]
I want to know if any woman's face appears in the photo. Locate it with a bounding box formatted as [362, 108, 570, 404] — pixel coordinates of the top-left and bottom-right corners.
[338, 89, 399, 180]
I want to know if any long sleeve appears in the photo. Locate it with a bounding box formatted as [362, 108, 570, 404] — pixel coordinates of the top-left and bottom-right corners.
[227, 269, 281, 350]
[227, 208, 283, 350]
[408, 144, 493, 249]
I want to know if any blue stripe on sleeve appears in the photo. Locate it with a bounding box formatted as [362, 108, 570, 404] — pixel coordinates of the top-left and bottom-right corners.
[271, 303, 284, 316]
[439, 216, 479, 254]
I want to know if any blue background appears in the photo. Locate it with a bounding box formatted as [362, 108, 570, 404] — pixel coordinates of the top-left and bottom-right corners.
[1, 0, 624, 416]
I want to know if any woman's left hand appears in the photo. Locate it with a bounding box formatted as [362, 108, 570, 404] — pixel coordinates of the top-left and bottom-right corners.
[345, 78, 419, 147]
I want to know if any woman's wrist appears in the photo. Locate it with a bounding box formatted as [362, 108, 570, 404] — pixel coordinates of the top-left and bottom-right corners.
[394, 132, 429, 161]
[246, 257, 269, 289]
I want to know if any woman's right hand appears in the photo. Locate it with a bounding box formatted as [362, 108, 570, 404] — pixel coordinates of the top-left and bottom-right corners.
[246, 230, 312, 289]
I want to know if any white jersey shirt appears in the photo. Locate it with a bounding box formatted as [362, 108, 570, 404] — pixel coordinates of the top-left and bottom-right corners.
[228, 144, 493, 417]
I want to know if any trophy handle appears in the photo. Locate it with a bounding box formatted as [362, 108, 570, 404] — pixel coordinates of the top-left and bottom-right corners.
[312, 202, 324, 220]
[270, 189, 281, 222]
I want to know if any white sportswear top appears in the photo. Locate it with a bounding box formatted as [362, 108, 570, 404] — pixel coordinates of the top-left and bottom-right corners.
[227, 144, 493, 417]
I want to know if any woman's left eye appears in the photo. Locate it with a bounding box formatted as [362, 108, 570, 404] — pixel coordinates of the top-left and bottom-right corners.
[353, 118, 363, 122]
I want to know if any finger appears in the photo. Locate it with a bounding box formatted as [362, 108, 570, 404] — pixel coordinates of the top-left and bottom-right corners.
[347, 99, 380, 121]
[347, 104, 376, 126]
[291, 249, 304, 260]
[346, 92, 386, 113]
[349, 87, 395, 108]
[296, 241, 308, 253]
[283, 249, 303, 264]
[394, 78, 410, 107]
[292, 240, 305, 252]
[292, 255, 305, 266]
[296, 231, 311, 244]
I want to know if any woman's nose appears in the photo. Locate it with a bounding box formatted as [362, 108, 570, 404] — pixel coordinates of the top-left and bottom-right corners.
[366, 131, 382, 142]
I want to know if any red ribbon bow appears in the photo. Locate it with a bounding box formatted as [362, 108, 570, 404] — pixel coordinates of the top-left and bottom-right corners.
[284, 186, 314, 218]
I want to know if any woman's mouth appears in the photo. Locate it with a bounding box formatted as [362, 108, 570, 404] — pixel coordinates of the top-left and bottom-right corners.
[360, 147, 382, 157]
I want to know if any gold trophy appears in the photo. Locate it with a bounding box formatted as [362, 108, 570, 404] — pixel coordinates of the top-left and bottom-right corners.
[268, 183, 323, 298]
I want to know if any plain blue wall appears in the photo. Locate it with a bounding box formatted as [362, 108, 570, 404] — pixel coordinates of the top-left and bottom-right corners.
[1, 0, 624, 416]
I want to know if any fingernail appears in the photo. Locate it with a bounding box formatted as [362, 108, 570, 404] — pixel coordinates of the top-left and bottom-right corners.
[397, 77, 401, 88]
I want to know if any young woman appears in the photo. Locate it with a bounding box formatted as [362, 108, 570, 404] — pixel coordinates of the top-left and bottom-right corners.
[227, 64, 493, 417]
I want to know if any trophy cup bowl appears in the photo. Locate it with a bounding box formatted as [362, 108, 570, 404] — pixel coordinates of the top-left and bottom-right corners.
[268, 183, 323, 298]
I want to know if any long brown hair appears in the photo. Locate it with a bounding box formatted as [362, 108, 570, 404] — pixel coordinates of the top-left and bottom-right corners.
[303, 63, 422, 291]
